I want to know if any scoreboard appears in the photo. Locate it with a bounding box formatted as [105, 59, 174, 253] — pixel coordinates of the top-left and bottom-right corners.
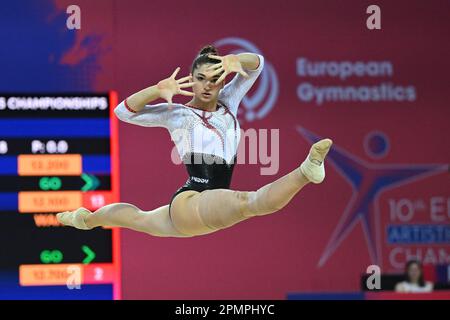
[0, 92, 121, 299]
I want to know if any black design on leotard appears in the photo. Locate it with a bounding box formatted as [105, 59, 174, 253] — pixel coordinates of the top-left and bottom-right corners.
[169, 153, 236, 212]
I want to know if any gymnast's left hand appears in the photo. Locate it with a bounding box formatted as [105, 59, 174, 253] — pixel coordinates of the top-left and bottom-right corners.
[205, 54, 249, 85]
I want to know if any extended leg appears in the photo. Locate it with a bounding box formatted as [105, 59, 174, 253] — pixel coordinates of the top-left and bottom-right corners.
[57, 203, 190, 238]
[170, 139, 333, 234]
[193, 163, 309, 230]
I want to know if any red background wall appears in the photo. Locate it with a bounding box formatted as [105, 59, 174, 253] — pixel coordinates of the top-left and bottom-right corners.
[54, 0, 450, 299]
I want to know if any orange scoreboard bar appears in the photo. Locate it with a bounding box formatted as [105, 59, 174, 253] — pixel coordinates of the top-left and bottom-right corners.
[0, 92, 121, 299]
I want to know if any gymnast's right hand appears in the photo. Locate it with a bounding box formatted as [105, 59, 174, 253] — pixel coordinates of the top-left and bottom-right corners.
[157, 67, 195, 105]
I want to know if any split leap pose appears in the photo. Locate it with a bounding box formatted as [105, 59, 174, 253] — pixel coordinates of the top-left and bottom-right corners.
[57, 45, 333, 237]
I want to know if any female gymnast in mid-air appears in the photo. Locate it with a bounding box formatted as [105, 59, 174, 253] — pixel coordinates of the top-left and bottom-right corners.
[57, 45, 333, 237]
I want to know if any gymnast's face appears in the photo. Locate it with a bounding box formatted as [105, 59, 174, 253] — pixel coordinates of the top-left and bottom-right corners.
[190, 63, 224, 104]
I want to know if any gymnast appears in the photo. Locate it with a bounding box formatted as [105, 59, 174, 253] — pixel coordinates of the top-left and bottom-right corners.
[57, 45, 333, 237]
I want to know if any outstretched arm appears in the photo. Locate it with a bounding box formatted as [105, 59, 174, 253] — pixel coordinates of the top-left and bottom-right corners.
[125, 85, 162, 113]
[237, 53, 261, 72]
[206, 53, 261, 84]
[207, 53, 265, 115]
[114, 67, 194, 128]
[126, 67, 194, 112]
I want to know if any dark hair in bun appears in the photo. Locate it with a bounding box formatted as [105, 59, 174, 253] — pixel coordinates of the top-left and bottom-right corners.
[199, 45, 218, 56]
[191, 44, 221, 73]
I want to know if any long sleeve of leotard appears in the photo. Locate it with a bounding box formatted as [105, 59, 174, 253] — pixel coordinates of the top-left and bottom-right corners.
[114, 99, 176, 129]
[218, 54, 265, 116]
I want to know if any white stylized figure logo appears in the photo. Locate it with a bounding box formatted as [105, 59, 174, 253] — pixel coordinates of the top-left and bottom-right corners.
[214, 38, 279, 122]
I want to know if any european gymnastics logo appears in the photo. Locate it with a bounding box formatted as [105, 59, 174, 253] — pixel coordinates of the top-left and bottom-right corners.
[296, 58, 417, 106]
